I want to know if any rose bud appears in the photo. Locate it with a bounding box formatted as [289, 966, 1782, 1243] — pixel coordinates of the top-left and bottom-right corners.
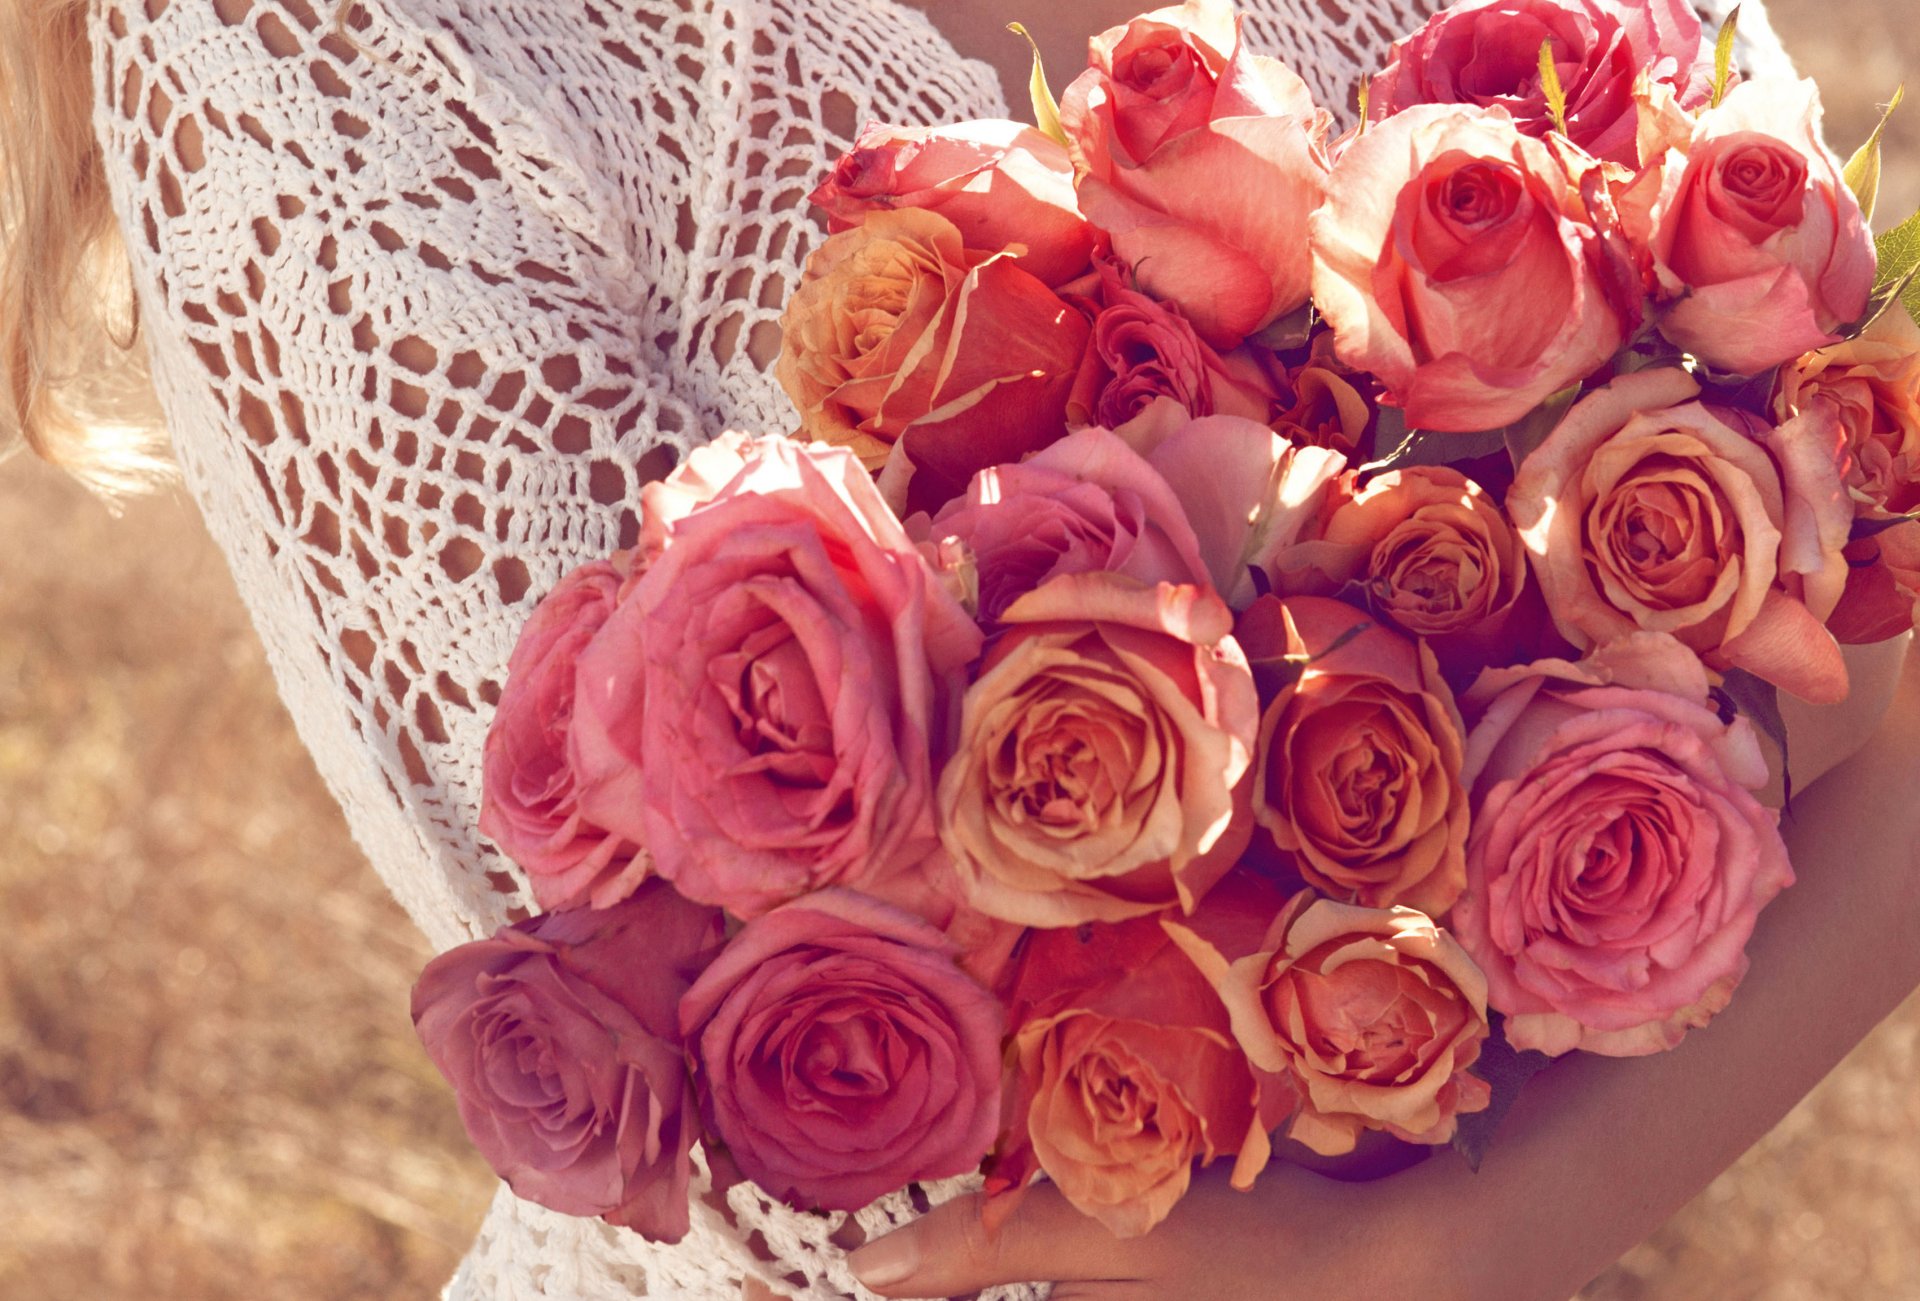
[810, 118, 1096, 287]
[1454, 634, 1793, 1056]
[1311, 104, 1631, 433]
[410, 882, 726, 1242]
[1631, 78, 1874, 376]
[1059, 0, 1333, 347]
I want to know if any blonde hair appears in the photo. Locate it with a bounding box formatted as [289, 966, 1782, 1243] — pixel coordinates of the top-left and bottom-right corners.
[1, 0, 170, 496]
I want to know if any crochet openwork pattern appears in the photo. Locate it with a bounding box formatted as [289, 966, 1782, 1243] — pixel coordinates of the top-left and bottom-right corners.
[89, 1, 1787, 1295]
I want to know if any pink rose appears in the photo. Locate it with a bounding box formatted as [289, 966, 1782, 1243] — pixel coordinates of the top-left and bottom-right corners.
[1368, 0, 1712, 164]
[1633, 79, 1874, 375]
[570, 437, 984, 919]
[1058, 0, 1332, 347]
[678, 890, 1004, 1211]
[1129, 413, 1349, 609]
[1454, 634, 1793, 1056]
[918, 426, 1212, 624]
[1508, 367, 1852, 703]
[938, 572, 1259, 926]
[990, 872, 1293, 1237]
[480, 556, 649, 911]
[1311, 105, 1631, 432]
[1172, 891, 1492, 1156]
[810, 118, 1096, 287]
[410, 882, 726, 1241]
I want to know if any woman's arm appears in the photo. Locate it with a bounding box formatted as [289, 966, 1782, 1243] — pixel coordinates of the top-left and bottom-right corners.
[847, 641, 1920, 1300]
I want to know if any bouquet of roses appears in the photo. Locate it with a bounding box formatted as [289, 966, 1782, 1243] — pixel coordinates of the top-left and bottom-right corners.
[410, 0, 1920, 1253]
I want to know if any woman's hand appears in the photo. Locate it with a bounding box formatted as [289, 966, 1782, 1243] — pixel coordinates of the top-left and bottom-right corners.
[846, 1163, 1424, 1301]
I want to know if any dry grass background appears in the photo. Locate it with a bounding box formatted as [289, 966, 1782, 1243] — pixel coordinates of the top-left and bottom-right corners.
[2, 3, 1918, 1298]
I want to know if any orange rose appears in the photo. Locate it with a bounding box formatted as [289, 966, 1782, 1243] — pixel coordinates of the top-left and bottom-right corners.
[1238, 596, 1470, 917]
[937, 572, 1259, 927]
[1279, 465, 1536, 673]
[1272, 341, 1375, 456]
[776, 208, 1090, 511]
[990, 874, 1293, 1237]
[1509, 367, 1853, 702]
[1170, 892, 1491, 1156]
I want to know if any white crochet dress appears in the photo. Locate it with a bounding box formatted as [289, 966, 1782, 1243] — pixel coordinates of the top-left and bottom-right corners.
[86, 1, 1788, 1296]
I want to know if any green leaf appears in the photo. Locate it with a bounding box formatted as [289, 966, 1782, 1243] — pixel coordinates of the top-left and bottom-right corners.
[1874, 207, 1920, 327]
[1711, 6, 1740, 109]
[1451, 1016, 1555, 1173]
[1356, 82, 1371, 134]
[1007, 24, 1067, 147]
[1844, 85, 1905, 224]
[1501, 384, 1581, 469]
[1537, 41, 1569, 136]
[1247, 303, 1316, 353]
[1853, 510, 1920, 541]
[1362, 423, 1508, 475]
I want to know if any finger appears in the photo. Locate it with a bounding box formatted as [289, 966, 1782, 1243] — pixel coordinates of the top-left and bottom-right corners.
[847, 1185, 1156, 1297]
[740, 1282, 786, 1301]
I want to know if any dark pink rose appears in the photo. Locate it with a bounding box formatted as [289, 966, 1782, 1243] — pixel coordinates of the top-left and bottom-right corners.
[1454, 635, 1791, 1056]
[570, 437, 984, 919]
[479, 556, 649, 911]
[678, 890, 1005, 1211]
[1368, 0, 1712, 164]
[410, 882, 726, 1241]
[919, 425, 1212, 623]
[1059, 0, 1332, 347]
[811, 118, 1096, 287]
[1311, 105, 1631, 432]
[1632, 79, 1875, 375]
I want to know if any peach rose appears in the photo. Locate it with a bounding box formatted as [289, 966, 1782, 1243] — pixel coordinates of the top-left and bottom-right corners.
[1775, 306, 1920, 518]
[1171, 892, 1492, 1155]
[990, 873, 1293, 1237]
[1311, 105, 1631, 432]
[1633, 79, 1874, 375]
[810, 118, 1095, 287]
[776, 207, 1090, 512]
[571, 437, 984, 919]
[1058, 0, 1332, 346]
[919, 426, 1211, 625]
[1509, 367, 1852, 702]
[1454, 634, 1792, 1056]
[1367, 0, 1712, 165]
[938, 572, 1259, 927]
[1237, 596, 1470, 917]
[1272, 338, 1376, 456]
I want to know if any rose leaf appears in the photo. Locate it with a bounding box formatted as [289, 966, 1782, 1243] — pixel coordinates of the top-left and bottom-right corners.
[1843, 84, 1905, 224]
[1451, 1015, 1555, 1173]
[1007, 24, 1068, 148]
[1500, 384, 1582, 469]
[1712, 667, 1792, 808]
[1851, 511, 1920, 542]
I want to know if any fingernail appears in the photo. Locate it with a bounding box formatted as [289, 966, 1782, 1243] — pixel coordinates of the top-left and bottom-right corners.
[848, 1232, 919, 1289]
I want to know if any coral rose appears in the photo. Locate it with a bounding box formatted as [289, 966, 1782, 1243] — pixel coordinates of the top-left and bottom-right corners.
[480, 555, 648, 911]
[1454, 634, 1793, 1056]
[776, 207, 1089, 512]
[1058, 0, 1332, 347]
[810, 118, 1095, 287]
[570, 437, 984, 919]
[1311, 105, 1631, 432]
[1279, 465, 1536, 674]
[410, 882, 726, 1241]
[939, 572, 1259, 927]
[1171, 892, 1492, 1156]
[1367, 0, 1711, 165]
[1633, 78, 1874, 375]
[990, 873, 1292, 1237]
[1508, 367, 1851, 702]
[919, 426, 1211, 625]
[1237, 596, 1470, 917]
[679, 891, 1005, 1211]
[1272, 338, 1376, 455]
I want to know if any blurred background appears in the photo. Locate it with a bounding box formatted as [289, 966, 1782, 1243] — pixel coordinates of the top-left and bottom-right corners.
[2, 2, 1917, 1297]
